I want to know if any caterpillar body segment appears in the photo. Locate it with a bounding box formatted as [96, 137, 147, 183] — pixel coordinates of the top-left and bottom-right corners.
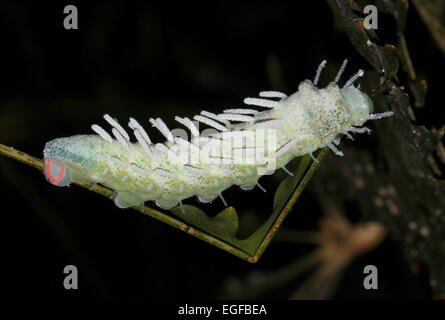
[43, 60, 393, 210]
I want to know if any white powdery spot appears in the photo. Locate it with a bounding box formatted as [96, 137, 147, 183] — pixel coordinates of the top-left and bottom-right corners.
[201, 110, 230, 126]
[218, 193, 227, 206]
[134, 130, 152, 155]
[345, 132, 354, 140]
[256, 181, 267, 192]
[218, 113, 254, 122]
[111, 128, 130, 150]
[259, 91, 287, 99]
[220, 131, 254, 139]
[309, 152, 319, 163]
[281, 166, 294, 176]
[150, 118, 174, 143]
[344, 69, 364, 87]
[244, 97, 279, 108]
[91, 124, 113, 143]
[178, 200, 185, 213]
[276, 138, 300, 158]
[327, 142, 344, 156]
[223, 108, 259, 115]
[174, 137, 190, 148]
[193, 115, 228, 132]
[253, 119, 284, 129]
[255, 111, 274, 121]
[175, 116, 200, 137]
[313, 60, 327, 86]
[334, 59, 348, 83]
[349, 126, 371, 134]
[104, 114, 130, 141]
[194, 136, 213, 145]
[369, 111, 394, 120]
[129, 117, 152, 145]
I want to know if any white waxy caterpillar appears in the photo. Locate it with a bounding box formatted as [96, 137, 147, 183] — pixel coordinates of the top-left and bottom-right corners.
[43, 59, 393, 210]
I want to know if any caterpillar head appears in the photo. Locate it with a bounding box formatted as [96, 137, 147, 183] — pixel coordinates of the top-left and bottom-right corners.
[341, 86, 374, 126]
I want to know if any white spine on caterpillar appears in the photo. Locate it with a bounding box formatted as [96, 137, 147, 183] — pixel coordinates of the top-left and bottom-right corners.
[43, 60, 393, 210]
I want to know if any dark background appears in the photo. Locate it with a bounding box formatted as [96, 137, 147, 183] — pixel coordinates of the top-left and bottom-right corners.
[0, 0, 441, 299]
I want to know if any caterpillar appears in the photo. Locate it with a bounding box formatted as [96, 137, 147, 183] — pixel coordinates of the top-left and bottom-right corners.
[43, 59, 393, 210]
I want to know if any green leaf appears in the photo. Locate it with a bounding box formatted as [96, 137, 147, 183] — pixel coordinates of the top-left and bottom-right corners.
[170, 205, 240, 244]
[169, 151, 325, 255]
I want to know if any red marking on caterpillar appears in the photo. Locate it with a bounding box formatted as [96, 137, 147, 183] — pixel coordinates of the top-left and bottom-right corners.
[45, 160, 66, 185]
